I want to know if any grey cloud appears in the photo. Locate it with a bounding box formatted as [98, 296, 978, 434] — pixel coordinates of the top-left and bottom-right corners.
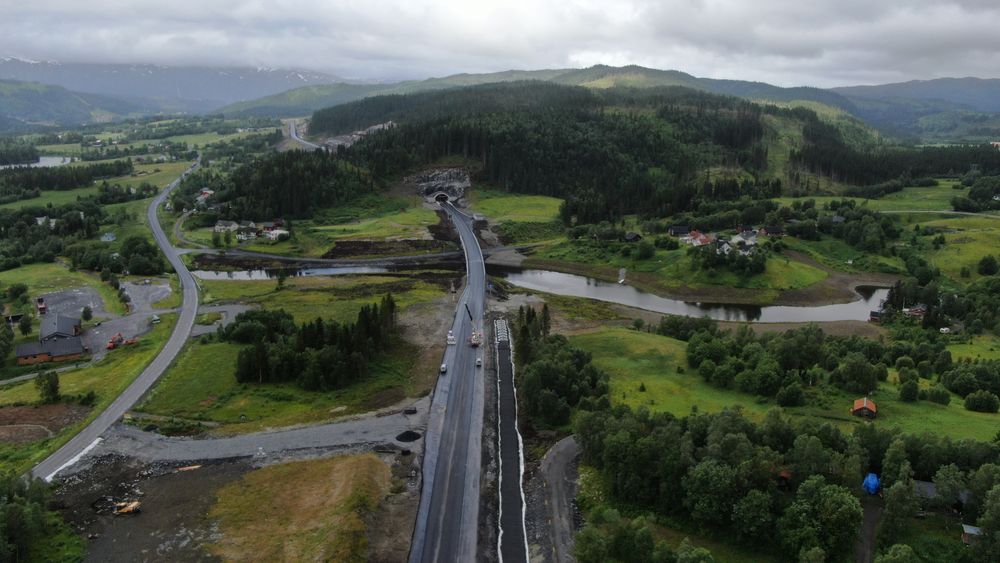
[1, 0, 999, 86]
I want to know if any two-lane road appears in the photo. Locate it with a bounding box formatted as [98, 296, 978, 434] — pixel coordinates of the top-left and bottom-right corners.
[410, 202, 487, 562]
[31, 161, 201, 481]
[288, 120, 323, 150]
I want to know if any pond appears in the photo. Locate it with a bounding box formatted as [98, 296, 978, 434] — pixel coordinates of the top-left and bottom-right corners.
[492, 268, 889, 323]
[191, 265, 391, 281]
[0, 156, 71, 169]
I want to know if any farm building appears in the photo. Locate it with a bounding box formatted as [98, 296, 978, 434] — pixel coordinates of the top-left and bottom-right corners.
[15, 337, 85, 366]
[962, 524, 982, 545]
[40, 315, 81, 342]
[668, 225, 690, 236]
[214, 220, 239, 233]
[852, 397, 877, 419]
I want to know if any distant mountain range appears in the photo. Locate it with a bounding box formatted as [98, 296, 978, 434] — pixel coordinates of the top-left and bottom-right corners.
[0, 58, 344, 113]
[1, 58, 1000, 142]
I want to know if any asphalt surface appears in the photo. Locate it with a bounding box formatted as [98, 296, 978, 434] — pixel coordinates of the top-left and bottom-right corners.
[409, 202, 486, 563]
[30, 160, 201, 481]
[539, 436, 580, 563]
[288, 120, 322, 150]
[496, 322, 529, 562]
[89, 396, 430, 464]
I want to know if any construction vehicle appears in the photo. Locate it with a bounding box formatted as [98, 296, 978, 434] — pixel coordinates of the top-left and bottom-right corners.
[446, 330, 456, 345]
[124, 337, 138, 346]
[113, 501, 141, 515]
[106, 333, 125, 350]
[476, 358, 482, 368]
[440, 363, 448, 374]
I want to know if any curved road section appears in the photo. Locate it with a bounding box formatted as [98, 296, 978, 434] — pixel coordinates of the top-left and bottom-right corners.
[289, 120, 322, 150]
[31, 161, 201, 481]
[409, 202, 486, 563]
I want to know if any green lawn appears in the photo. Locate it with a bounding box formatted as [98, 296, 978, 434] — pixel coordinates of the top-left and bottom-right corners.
[467, 189, 563, 223]
[781, 236, 905, 274]
[138, 339, 424, 433]
[0, 314, 177, 475]
[571, 327, 1000, 441]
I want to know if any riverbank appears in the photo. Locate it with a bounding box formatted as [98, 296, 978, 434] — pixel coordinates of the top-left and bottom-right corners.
[520, 248, 896, 308]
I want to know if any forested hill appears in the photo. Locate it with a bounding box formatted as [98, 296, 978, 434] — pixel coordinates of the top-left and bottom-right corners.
[220, 64, 860, 119]
[324, 82, 1000, 223]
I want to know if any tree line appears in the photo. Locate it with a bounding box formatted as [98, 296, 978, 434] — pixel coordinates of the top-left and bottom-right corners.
[218, 295, 397, 391]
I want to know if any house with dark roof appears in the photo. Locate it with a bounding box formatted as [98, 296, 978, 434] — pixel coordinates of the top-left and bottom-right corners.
[852, 397, 877, 419]
[40, 315, 81, 342]
[621, 232, 643, 243]
[668, 225, 690, 237]
[15, 336, 85, 366]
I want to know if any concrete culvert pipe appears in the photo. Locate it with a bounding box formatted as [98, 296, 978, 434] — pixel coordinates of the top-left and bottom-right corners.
[396, 430, 422, 442]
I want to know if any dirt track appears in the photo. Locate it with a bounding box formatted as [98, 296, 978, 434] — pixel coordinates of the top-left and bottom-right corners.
[0, 404, 90, 445]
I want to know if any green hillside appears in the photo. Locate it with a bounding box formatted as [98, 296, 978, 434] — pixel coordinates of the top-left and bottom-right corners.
[0, 79, 142, 127]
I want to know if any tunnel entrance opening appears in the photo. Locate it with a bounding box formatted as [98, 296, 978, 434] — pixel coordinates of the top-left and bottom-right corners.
[434, 193, 450, 203]
[396, 430, 422, 442]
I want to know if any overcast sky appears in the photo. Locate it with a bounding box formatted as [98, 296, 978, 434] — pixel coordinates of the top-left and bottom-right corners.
[2, 0, 999, 87]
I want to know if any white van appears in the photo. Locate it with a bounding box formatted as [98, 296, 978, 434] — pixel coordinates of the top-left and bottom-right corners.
[440, 363, 448, 374]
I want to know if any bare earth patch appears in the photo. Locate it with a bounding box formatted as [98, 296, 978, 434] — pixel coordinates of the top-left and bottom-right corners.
[0, 404, 90, 444]
[208, 454, 393, 562]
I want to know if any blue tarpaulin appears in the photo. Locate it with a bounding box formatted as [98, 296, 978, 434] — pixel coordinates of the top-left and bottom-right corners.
[862, 473, 881, 495]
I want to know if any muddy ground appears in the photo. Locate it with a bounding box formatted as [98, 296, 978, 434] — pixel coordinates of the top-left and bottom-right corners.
[55, 454, 247, 562]
[0, 403, 90, 444]
[55, 450, 421, 563]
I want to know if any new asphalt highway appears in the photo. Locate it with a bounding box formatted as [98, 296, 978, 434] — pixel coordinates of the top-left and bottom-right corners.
[31, 160, 201, 481]
[409, 202, 487, 563]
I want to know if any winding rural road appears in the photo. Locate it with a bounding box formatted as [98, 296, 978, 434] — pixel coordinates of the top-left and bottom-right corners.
[409, 202, 487, 563]
[31, 160, 201, 481]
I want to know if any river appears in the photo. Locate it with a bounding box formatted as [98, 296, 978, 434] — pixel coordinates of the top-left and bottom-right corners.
[0, 156, 71, 169]
[493, 268, 888, 323]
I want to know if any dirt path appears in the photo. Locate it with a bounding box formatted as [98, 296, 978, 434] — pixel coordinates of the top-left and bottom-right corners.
[854, 495, 883, 563]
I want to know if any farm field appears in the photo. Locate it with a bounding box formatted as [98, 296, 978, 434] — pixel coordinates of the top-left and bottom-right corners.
[0, 314, 177, 475]
[571, 327, 999, 441]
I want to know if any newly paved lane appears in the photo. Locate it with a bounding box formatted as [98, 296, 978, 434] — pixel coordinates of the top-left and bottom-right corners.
[31, 161, 201, 481]
[496, 320, 529, 562]
[289, 120, 323, 150]
[410, 202, 486, 563]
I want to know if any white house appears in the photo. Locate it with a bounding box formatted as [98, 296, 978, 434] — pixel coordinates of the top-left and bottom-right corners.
[264, 228, 290, 241]
[214, 220, 239, 233]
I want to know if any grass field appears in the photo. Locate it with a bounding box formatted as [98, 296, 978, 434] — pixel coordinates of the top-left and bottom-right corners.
[948, 334, 1000, 361]
[774, 181, 967, 212]
[571, 327, 999, 441]
[198, 275, 445, 323]
[916, 215, 1000, 283]
[467, 189, 563, 223]
[781, 236, 905, 274]
[0, 314, 177, 475]
[208, 454, 390, 561]
[0, 185, 100, 210]
[532, 241, 828, 304]
[139, 339, 424, 432]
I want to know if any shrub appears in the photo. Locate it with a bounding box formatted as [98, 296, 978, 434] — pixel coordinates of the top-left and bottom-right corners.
[898, 380, 919, 402]
[927, 385, 951, 405]
[776, 383, 805, 407]
[964, 390, 1000, 413]
[978, 255, 999, 276]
